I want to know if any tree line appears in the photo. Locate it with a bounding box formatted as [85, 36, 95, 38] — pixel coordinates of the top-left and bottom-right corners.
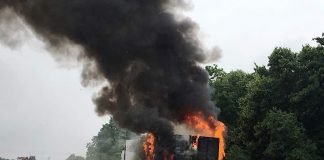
[207, 34, 324, 159]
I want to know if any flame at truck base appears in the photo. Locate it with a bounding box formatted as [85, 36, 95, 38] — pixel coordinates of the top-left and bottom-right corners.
[185, 112, 226, 160]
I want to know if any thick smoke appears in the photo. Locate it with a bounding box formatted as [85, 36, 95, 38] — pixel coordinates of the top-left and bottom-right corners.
[0, 0, 220, 154]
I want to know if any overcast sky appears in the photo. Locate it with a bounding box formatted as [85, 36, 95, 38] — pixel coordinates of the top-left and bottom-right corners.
[1, 0, 324, 159]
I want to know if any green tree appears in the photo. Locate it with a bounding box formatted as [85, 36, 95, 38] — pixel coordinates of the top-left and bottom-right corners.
[86, 118, 129, 160]
[291, 43, 324, 156]
[266, 39, 324, 157]
[235, 74, 273, 159]
[313, 33, 324, 45]
[254, 110, 317, 160]
[65, 154, 85, 160]
[206, 65, 253, 159]
[206, 65, 252, 127]
[226, 145, 250, 160]
[208, 34, 324, 159]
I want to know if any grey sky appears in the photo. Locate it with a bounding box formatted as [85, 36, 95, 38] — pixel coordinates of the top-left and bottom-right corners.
[0, 39, 108, 159]
[0, 0, 323, 159]
[188, 0, 324, 71]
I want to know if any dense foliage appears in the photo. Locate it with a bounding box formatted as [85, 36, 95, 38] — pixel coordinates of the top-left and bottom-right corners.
[207, 34, 324, 159]
[86, 119, 129, 160]
[65, 154, 85, 160]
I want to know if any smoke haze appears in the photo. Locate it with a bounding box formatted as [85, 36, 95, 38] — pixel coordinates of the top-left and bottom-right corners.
[0, 0, 220, 153]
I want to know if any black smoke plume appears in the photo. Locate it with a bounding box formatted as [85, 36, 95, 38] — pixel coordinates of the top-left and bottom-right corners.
[0, 0, 220, 154]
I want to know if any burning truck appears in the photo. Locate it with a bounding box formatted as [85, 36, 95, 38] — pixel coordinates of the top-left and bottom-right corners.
[122, 112, 226, 160]
[123, 135, 221, 160]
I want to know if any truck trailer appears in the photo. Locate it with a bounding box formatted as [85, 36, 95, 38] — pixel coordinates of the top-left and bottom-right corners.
[121, 135, 219, 160]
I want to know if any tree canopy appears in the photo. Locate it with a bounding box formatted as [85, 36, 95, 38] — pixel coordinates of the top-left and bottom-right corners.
[86, 118, 129, 160]
[206, 34, 324, 159]
[65, 154, 85, 160]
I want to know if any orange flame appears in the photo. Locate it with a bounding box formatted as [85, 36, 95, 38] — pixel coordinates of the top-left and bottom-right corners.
[143, 133, 155, 160]
[185, 112, 226, 160]
[191, 136, 199, 149]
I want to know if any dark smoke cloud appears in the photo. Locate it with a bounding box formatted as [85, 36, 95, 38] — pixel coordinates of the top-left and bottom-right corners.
[0, 0, 220, 153]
